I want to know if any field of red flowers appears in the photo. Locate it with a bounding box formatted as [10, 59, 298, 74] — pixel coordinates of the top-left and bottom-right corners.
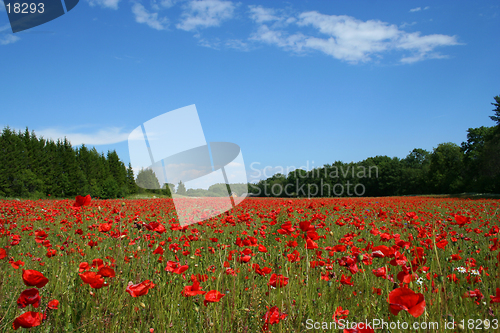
[1, 196, 499, 332]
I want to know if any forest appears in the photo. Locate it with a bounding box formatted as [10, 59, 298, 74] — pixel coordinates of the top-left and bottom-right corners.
[0, 95, 498, 199]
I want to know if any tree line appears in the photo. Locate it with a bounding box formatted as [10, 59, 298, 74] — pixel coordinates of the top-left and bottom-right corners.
[249, 95, 500, 197]
[0, 128, 139, 199]
[1, 95, 498, 199]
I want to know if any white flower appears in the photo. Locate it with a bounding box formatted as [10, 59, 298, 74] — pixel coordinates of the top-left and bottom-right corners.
[454, 266, 466, 273]
[416, 277, 424, 286]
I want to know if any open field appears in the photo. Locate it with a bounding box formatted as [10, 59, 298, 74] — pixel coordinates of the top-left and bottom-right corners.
[1, 197, 499, 332]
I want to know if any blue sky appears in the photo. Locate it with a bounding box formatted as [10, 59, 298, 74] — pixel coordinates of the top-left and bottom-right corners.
[1, 0, 499, 183]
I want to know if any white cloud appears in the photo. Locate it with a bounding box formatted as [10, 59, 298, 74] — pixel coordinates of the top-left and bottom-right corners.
[250, 9, 461, 64]
[424, 6, 430, 10]
[225, 38, 250, 51]
[400, 21, 417, 28]
[0, 34, 20, 45]
[0, 0, 4, 11]
[410, 7, 421, 12]
[177, 0, 235, 31]
[35, 127, 133, 146]
[86, 0, 121, 10]
[132, 3, 168, 30]
[248, 5, 281, 24]
[151, 0, 176, 11]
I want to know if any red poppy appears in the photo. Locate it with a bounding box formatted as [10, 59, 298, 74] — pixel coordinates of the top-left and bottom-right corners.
[92, 258, 104, 269]
[97, 266, 116, 278]
[340, 274, 354, 286]
[204, 290, 225, 306]
[388, 287, 426, 318]
[305, 238, 319, 249]
[253, 264, 272, 276]
[262, 306, 287, 331]
[22, 269, 49, 288]
[79, 271, 105, 289]
[48, 299, 59, 309]
[268, 274, 289, 288]
[490, 288, 500, 303]
[332, 306, 349, 322]
[17, 288, 41, 308]
[462, 288, 484, 302]
[0, 248, 6, 259]
[12, 311, 43, 330]
[79, 262, 90, 272]
[372, 267, 387, 278]
[10, 259, 25, 270]
[98, 223, 112, 233]
[126, 280, 154, 297]
[181, 281, 206, 297]
[73, 195, 91, 207]
[191, 274, 209, 282]
[152, 246, 164, 255]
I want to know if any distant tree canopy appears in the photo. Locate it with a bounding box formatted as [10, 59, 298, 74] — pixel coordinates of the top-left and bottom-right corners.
[0, 128, 136, 199]
[249, 95, 500, 197]
[1, 95, 498, 199]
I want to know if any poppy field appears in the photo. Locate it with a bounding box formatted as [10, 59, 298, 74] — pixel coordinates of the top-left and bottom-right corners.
[1, 196, 500, 332]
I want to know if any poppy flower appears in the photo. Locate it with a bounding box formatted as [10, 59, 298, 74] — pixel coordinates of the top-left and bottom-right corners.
[126, 280, 154, 297]
[22, 269, 49, 288]
[372, 267, 387, 278]
[47, 299, 59, 309]
[191, 274, 209, 282]
[490, 288, 500, 303]
[98, 223, 112, 233]
[462, 288, 484, 302]
[0, 248, 6, 259]
[262, 306, 287, 331]
[340, 274, 354, 286]
[332, 306, 349, 322]
[79, 262, 90, 272]
[268, 274, 289, 288]
[79, 271, 105, 289]
[152, 246, 164, 255]
[305, 238, 318, 249]
[181, 281, 206, 297]
[10, 259, 25, 270]
[388, 287, 426, 318]
[73, 195, 91, 208]
[12, 311, 43, 330]
[204, 290, 225, 306]
[97, 266, 116, 278]
[17, 288, 41, 308]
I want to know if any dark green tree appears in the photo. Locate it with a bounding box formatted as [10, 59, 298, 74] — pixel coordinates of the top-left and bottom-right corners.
[490, 95, 500, 126]
[176, 180, 187, 195]
[428, 142, 464, 194]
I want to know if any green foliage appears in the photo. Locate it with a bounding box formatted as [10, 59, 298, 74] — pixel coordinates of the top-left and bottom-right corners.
[176, 180, 187, 195]
[136, 168, 161, 191]
[490, 95, 500, 126]
[0, 128, 131, 199]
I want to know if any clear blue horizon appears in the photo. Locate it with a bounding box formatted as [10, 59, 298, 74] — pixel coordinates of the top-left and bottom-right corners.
[1, 0, 499, 183]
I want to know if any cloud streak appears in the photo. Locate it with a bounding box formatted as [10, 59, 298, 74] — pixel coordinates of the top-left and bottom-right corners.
[177, 0, 235, 31]
[250, 8, 461, 64]
[0, 34, 20, 45]
[34, 127, 134, 146]
[86, 0, 121, 10]
[132, 3, 168, 30]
